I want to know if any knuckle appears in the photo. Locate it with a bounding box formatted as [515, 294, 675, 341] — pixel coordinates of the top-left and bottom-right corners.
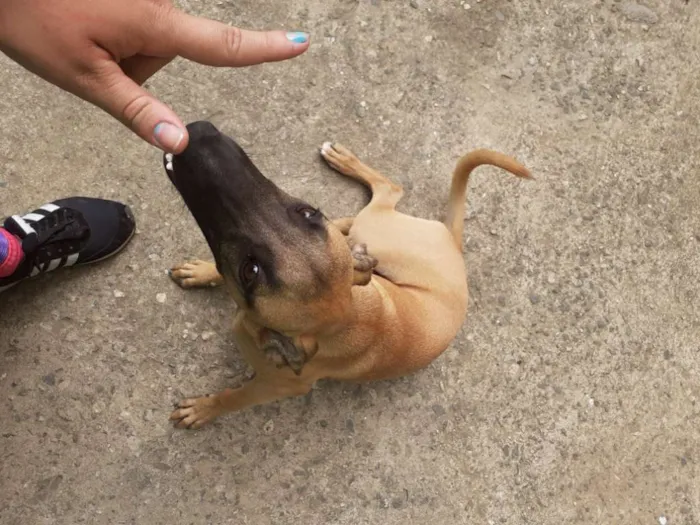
[222, 26, 243, 61]
[152, 2, 176, 25]
[144, 1, 178, 38]
[73, 70, 99, 94]
[73, 54, 111, 92]
[76, 61, 154, 128]
[120, 93, 152, 127]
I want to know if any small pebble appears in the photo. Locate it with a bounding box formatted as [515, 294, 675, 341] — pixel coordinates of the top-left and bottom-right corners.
[113, 290, 125, 298]
[156, 293, 167, 304]
[201, 331, 215, 341]
[658, 517, 667, 525]
[263, 420, 275, 434]
[432, 404, 446, 416]
[620, 3, 658, 24]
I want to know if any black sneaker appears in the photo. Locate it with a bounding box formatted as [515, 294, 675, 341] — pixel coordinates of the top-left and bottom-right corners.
[0, 197, 135, 293]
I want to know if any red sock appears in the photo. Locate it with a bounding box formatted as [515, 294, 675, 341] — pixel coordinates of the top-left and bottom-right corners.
[0, 228, 24, 278]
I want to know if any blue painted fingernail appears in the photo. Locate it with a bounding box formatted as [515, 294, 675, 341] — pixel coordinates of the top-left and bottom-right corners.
[286, 32, 309, 44]
[154, 122, 185, 152]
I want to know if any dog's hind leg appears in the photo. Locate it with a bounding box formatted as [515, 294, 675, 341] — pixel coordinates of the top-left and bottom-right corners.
[321, 142, 403, 211]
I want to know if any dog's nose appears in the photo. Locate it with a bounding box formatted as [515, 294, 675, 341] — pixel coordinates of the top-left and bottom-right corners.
[186, 121, 220, 143]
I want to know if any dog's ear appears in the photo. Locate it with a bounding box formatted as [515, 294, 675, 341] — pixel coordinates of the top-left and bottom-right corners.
[351, 243, 377, 286]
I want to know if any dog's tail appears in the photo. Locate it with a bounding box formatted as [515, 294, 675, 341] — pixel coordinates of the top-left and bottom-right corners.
[444, 149, 532, 245]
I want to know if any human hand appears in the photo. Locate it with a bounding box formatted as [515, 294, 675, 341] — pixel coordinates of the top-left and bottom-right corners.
[0, 0, 309, 153]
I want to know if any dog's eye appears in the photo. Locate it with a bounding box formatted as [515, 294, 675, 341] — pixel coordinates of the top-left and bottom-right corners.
[239, 259, 260, 287]
[297, 206, 318, 220]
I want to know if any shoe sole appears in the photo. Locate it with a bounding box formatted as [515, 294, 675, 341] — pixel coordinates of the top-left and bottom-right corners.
[0, 205, 136, 294]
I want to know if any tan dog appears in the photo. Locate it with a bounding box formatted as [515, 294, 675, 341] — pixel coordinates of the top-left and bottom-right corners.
[165, 121, 530, 429]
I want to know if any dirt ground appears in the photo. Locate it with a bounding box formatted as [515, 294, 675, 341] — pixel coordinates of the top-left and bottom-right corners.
[1, 1, 699, 524]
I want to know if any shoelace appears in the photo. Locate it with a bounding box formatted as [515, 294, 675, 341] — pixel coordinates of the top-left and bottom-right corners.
[22, 208, 90, 269]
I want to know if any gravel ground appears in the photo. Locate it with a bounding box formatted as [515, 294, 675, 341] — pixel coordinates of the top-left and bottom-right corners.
[1, 1, 699, 524]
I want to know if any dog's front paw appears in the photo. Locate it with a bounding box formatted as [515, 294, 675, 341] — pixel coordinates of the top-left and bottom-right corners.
[169, 395, 221, 429]
[169, 260, 223, 288]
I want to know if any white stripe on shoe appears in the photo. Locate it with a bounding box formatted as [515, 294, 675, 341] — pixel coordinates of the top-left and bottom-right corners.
[24, 213, 45, 222]
[9, 215, 35, 236]
[46, 259, 62, 272]
[20, 204, 61, 225]
[28, 256, 71, 277]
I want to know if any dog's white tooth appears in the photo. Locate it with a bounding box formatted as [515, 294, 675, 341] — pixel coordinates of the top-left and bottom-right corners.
[166, 162, 173, 171]
[165, 153, 174, 162]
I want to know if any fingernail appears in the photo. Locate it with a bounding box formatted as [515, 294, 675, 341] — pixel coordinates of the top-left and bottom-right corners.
[154, 122, 185, 152]
[286, 31, 309, 44]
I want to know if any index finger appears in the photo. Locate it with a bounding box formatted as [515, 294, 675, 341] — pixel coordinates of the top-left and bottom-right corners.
[147, 9, 309, 67]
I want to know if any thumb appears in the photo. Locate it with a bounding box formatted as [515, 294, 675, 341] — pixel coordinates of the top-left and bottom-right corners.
[87, 62, 188, 153]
